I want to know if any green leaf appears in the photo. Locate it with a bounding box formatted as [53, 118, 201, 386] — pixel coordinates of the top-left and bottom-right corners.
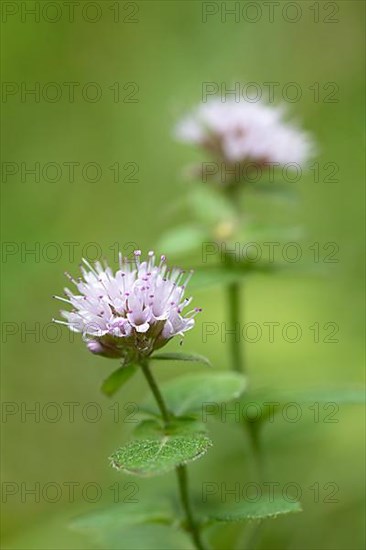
[157, 225, 208, 256]
[101, 364, 138, 397]
[71, 499, 172, 532]
[133, 417, 206, 438]
[101, 524, 195, 550]
[206, 496, 302, 522]
[291, 387, 366, 404]
[189, 262, 280, 291]
[189, 266, 249, 290]
[99, 524, 195, 550]
[70, 499, 195, 549]
[238, 222, 304, 243]
[189, 259, 326, 291]
[110, 419, 212, 476]
[151, 352, 211, 367]
[141, 372, 247, 417]
[243, 386, 366, 408]
[236, 386, 366, 427]
[188, 187, 236, 224]
[247, 182, 298, 202]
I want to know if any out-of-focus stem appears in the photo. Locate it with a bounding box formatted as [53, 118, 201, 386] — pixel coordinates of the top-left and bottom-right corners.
[227, 281, 245, 374]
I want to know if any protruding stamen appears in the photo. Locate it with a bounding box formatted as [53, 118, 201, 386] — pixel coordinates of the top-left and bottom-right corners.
[81, 258, 98, 276]
[52, 319, 69, 326]
[53, 295, 72, 305]
[64, 272, 77, 285]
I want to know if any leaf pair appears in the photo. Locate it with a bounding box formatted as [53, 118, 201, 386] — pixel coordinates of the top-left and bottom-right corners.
[110, 371, 247, 477]
[70, 496, 302, 550]
[101, 352, 212, 398]
[70, 498, 194, 550]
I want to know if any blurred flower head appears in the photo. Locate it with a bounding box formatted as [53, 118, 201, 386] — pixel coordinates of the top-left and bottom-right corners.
[54, 251, 200, 361]
[175, 97, 313, 170]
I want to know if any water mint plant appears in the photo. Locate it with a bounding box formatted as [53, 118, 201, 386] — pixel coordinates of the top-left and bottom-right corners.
[53, 109, 345, 549]
[57, 250, 292, 549]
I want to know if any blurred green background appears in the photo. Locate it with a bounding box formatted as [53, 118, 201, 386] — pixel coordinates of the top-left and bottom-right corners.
[1, 1, 365, 549]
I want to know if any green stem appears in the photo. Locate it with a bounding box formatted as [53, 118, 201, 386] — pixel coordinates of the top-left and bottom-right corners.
[176, 465, 207, 550]
[140, 361, 207, 550]
[227, 281, 244, 374]
[140, 361, 171, 427]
